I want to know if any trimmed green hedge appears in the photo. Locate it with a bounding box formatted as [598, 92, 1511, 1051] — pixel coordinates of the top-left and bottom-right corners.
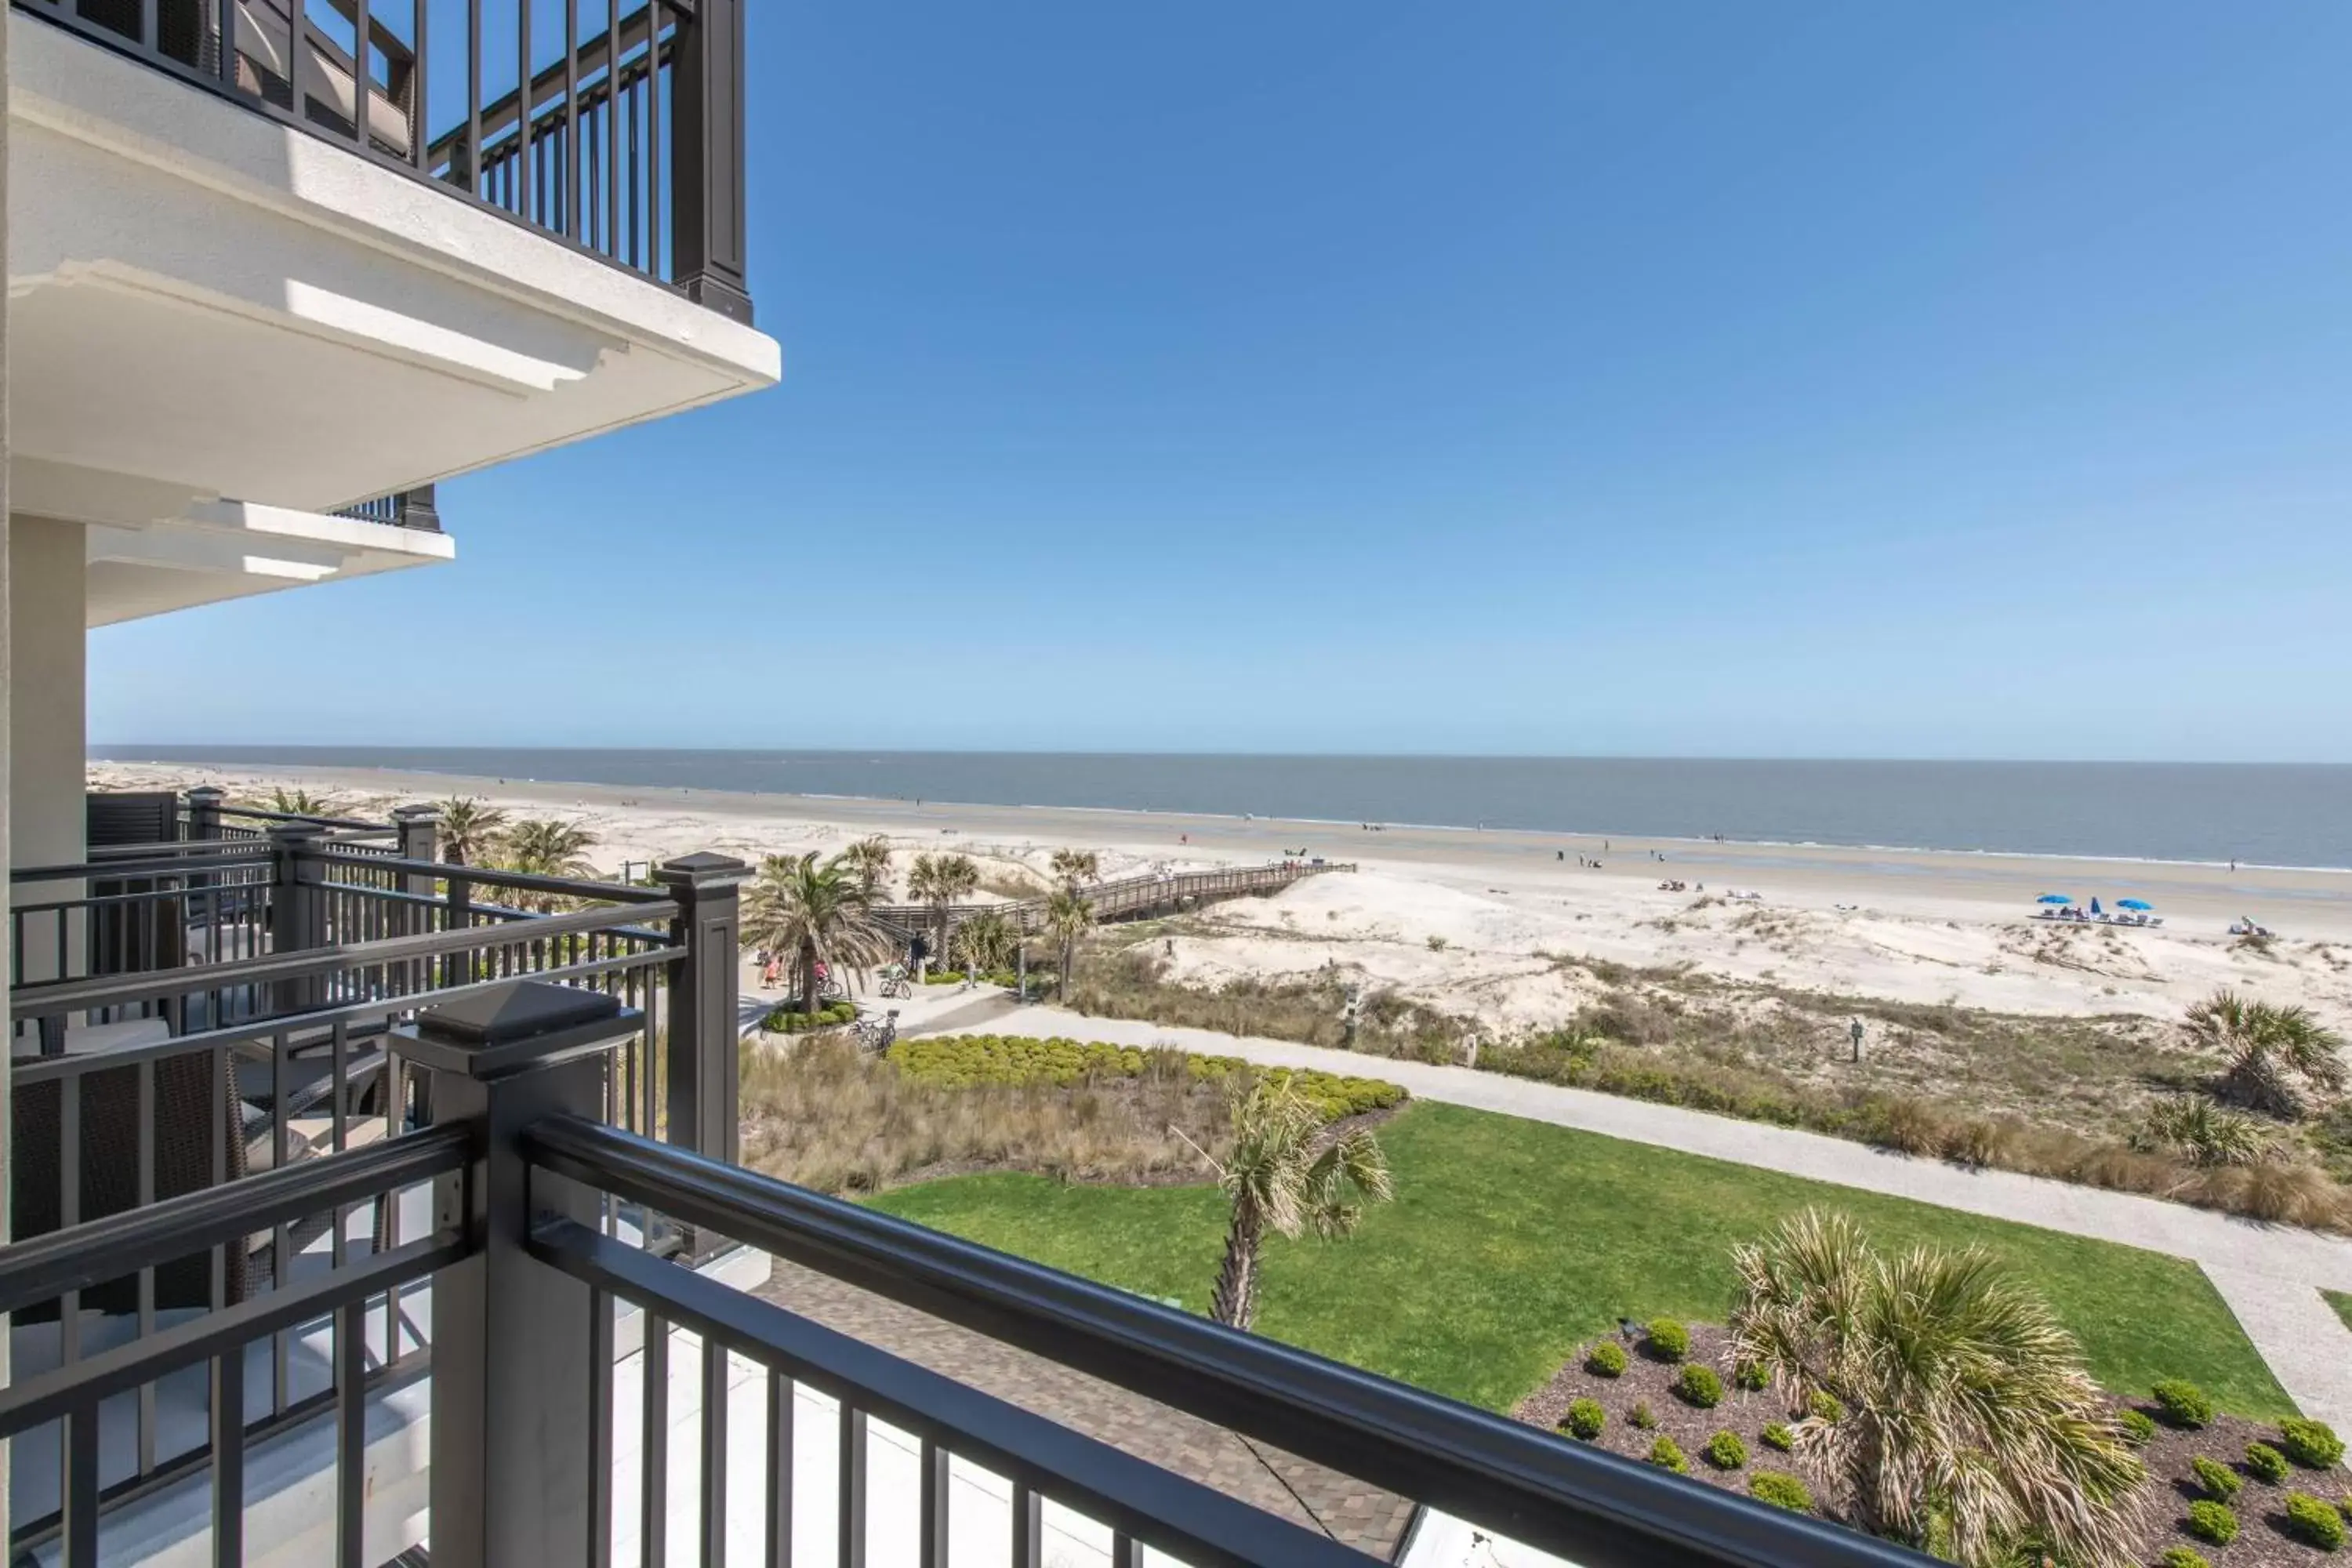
[2118, 1408, 2157, 1446]
[1584, 1341, 1627, 1377]
[2281, 1417, 2346, 1469]
[1703, 1430, 1747, 1470]
[2246, 1442, 2290, 1484]
[2184, 1501, 2237, 1546]
[884, 1034, 1406, 1120]
[763, 1001, 858, 1033]
[1807, 1390, 1845, 1424]
[1562, 1399, 1606, 1440]
[2190, 1456, 2240, 1501]
[2285, 1491, 2347, 1551]
[1643, 1318, 1690, 1362]
[1748, 1472, 1811, 1512]
[1674, 1364, 1724, 1409]
[1760, 1421, 1793, 1453]
[2154, 1379, 2215, 1429]
[2158, 1548, 2210, 1568]
[1646, 1436, 1687, 1474]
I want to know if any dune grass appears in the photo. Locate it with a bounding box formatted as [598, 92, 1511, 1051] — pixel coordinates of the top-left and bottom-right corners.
[869, 1100, 2292, 1418]
[2328, 1289, 2352, 1334]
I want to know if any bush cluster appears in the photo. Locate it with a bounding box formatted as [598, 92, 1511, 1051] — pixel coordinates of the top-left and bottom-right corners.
[1562, 1399, 1606, 1441]
[2118, 1408, 2157, 1446]
[2152, 1379, 2215, 1429]
[2190, 1456, 2240, 1501]
[2184, 1501, 2238, 1546]
[1760, 1421, 1794, 1453]
[1674, 1364, 1724, 1409]
[884, 1035, 1406, 1119]
[2285, 1491, 2347, 1552]
[2280, 1417, 2347, 1469]
[1647, 1436, 1687, 1474]
[763, 1000, 858, 1033]
[2245, 1442, 2291, 1484]
[1584, 1341, 1627, 1377]
[1748, 1472, 1812, 1512]
[1703, 1430, 1747, 1471]
[1643, 1319, 1690, 1362]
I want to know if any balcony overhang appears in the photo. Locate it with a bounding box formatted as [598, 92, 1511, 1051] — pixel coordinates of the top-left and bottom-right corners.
[6, 9, 779, 521]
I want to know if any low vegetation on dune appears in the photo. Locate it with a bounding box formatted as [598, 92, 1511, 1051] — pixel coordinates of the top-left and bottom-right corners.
[736, 1033, 1403, 1196]
[1069, 923, 2352, 1231]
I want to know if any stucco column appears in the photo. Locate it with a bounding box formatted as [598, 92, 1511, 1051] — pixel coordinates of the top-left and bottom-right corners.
[8, 517, 85, 985]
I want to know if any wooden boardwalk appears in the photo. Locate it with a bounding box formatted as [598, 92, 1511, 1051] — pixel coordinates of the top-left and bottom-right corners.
[869, 859, 1354, 944]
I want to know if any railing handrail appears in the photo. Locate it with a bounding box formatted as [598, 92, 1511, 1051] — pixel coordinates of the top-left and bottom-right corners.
[11, 846, 273, 884]
[10, 897, 681, 1015]
[217, 804, 394, 833]
[526, 1117, 1928, 1568]
[310, 848, 677, 907]
[0, 1124, 468, 1318]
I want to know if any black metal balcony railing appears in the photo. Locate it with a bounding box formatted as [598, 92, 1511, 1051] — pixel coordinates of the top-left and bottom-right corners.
[15, 0, 752, 324]
[332, 485, 442, 531]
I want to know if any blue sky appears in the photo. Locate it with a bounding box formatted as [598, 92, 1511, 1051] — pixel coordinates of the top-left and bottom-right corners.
[92, 2, 2352, 760]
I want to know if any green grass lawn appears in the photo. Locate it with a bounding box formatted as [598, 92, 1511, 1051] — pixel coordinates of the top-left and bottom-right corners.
[869, 1100, 2291, 1418]
[2328, 1289, 2352, 1334]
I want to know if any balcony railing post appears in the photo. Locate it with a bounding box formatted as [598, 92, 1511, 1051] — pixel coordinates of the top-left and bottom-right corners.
[655, 852, 748, 1164]
[267, 822, 329, 1011]
[405, 982, 638, 1568]
[670, 0, 753, 323]
[185, 785, 225, 842]
[393, 804, 441, 969]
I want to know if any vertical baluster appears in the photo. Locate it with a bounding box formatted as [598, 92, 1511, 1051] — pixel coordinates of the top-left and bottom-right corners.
[1011, 1483, 1042, 1568]
[643, 1309, 670, 1568]
[645, 0, 662, 277]
[412, 0, 428, 167]
[468, 0, 484, 199]
[289, 0, 307, 128]
[518, 0, 533, 217]
[564, 0, 581, 236]
[273, 1027, 292, 1415]
[766, 1370, 793, 1568]
[700, 1337, 728, 1568]
[63, 1405, 101, 1568]
[137, 1055, 158, 1475]
[336, 1301, 368, 1566]
[354, 0, 371, 147]
[588, 1286, 615, 1568]
[838, 1405, 867, 1568]
[605, 0, 621, 256]
[220, 0, 239, 87]
[60, 1073, 82, 1366]
[919, 1438, 949, 1568]
[212, 1348, 247, 1565]
[1112, 1532, 1139, 1568]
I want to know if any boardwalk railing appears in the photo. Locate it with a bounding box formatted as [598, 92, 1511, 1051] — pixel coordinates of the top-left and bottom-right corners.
[869, 859, 1356, 946]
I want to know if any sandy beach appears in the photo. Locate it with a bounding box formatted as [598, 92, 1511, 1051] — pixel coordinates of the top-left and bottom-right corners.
[89, 758, 2352, 1040]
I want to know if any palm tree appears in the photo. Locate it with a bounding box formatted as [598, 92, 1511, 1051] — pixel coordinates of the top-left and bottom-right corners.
[434, 797, 510, 867]
[742, 852, 898, 1014]
[952, 909, 1017, 973]
[1049, 848, 1100, 890]
[1726, 1209, 2144, 1568]
[1044, 887, 1094, 994]
[270, 786, 339, 818]
[501, 818, 600, 908]
[2186, 989, 2347, 1119]
[905, 853, 978, 967]
[840, 836, 895, 899]
[1197, 1076, 1392, 1331]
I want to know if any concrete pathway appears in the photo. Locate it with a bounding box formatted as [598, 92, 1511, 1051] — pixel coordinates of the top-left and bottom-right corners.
[884, 993, 2352, 1434]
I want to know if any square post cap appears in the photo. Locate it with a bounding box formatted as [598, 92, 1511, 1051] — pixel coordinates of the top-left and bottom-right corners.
[395, 980, 641, 1081]
[185, 786, 227, 803]
[392, 803, 443, 824]
[655, 852, 751, 893]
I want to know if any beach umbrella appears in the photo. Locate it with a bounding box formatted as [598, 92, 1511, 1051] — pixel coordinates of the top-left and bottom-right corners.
[2036, 894, 2072, 905]
[2118, 898, 2153, 910]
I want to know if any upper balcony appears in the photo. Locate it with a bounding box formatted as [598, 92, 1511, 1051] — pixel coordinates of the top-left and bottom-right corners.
[8, 0, 779, 593]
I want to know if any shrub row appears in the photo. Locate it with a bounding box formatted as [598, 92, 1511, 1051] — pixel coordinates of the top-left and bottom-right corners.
[884, 1034, 1407, 1120]
[762, 1000, 858, 1033]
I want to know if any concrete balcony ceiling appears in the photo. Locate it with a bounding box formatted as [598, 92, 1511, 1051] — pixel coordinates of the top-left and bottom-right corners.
[7, 10, 780, 612]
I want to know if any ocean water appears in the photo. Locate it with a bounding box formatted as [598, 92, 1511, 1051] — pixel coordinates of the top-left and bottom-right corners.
[90, 747, 2352, 869]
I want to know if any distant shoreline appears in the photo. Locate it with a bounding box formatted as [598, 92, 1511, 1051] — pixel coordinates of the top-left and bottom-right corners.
[89, 748, 2352, 877]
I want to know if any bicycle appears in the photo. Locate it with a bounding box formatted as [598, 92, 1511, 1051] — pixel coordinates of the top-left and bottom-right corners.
[877, 964, 913, 1000]
[852, 1010, 898, 1051]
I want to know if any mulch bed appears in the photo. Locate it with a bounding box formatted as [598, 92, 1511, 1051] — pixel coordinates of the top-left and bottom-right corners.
[1514, 1323, 2350, 1566]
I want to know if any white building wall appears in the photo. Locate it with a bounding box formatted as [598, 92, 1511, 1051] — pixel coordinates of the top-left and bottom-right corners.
[7, 514, 84, 985]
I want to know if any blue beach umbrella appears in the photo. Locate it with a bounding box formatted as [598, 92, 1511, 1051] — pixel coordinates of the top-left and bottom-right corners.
[2118, 898, 2153, 911]
[2036, 894, 2072, 905]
